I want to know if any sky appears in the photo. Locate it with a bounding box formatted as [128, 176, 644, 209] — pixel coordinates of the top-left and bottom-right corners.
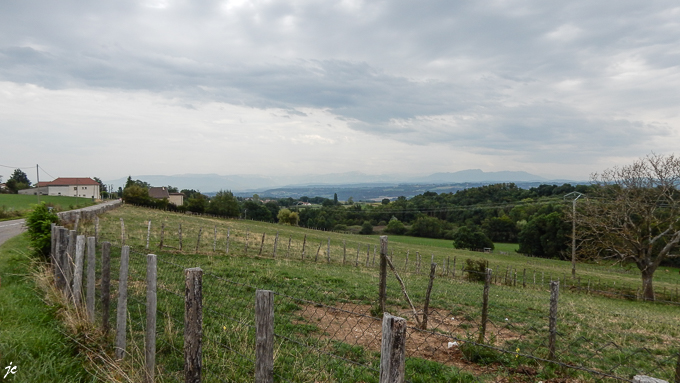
[1, 0, 679, 185]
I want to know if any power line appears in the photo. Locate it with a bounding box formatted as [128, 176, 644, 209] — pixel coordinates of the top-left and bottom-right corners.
[37, 165, 57, 180]
[0, 164, 34, 170]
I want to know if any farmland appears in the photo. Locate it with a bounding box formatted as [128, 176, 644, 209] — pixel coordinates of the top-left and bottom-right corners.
[67, 205, 680, 381]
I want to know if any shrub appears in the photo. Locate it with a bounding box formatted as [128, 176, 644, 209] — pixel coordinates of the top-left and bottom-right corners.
[359, 221, 373, 235]
[464, 258, 488, 282]
[25, 202, 59, 259]
[385, 218, 407, 235]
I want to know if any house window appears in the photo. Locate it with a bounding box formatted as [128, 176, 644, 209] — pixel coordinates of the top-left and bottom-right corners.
[82, 186, 87, 190]
[74, 187, 77, 191]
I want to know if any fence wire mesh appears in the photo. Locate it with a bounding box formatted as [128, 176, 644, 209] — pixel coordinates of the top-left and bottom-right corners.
[65, 210, 680, 382]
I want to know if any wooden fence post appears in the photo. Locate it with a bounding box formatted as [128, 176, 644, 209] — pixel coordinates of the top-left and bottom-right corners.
[120, 218, 125, 246]
[365, 244, 370, 267]
[314, 242, 321, 262]
[213, 225, 217, 252]
[479, 268, 492, 343]
[65, 230, 76, 298]
[145, 254, 157, 383]
[101, 241, 111, 333]
[355, 243, 360, 267]
[286, 236, 291, 258]
[416, 252, 420, 274]
[379, 236, 388, 314]
[73, 235, 86, 306]
[54, 227, 65, 289]
[403, 250, 409, 272]
[327, 237, 330, 263]
[86, 237, 96, 322]
[195, 228, 203, 253]
[342, 240, 346, 265]
[421, 263, 437, 330]
[674, 349, 680, 383]
[259, 233, 266, 256]
[379, 313, 406, 383]
[301, 234, 306, 260]
[548, 281, 560, 360]
[225, 228, 230, 254]
[177, 223, 182, 251]
[146, 220, 152, 250]
[159, 222, 165, 249]
[185, 267, 203, 383]
[115, 246, 130, 360]
[273, 231, 279, 258]
[452, 257, 457, 278]
[94, 217, 99, 245]
[246, 229, 250, 255]
[372, 245, 377, 267]
[255, 290, 274, 383]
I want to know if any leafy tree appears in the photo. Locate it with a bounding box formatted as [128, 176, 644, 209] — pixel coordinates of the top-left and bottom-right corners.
[334, 193, 338, 205]
[517, 212, 568, 259]
[381, 198, 390, 205]
[360, 221, 373, 235]
[186, 194, 209, 214]
[347, 197, 354, 205]
[243, 200, 271, 221]
[452, 226, 494, 250]
[482, 216, 519, 242]
[122, 185, 150, 205]
[25, 203, 59, 258]
[124, 176, 150, 189]
[277, 208, 300, 226]
[207, 190, 240, 217]
[577, 153, 680, 300]
[167, 185, 179, 193]
[408, 216, 445, 238]
[385, 217, 407, 235]
[9, 169, 31, 186]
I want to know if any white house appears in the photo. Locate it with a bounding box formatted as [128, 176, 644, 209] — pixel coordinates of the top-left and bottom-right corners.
[19, 177, 101, 199]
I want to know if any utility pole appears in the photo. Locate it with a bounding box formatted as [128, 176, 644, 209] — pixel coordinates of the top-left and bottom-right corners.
[564, 191, 584, 278]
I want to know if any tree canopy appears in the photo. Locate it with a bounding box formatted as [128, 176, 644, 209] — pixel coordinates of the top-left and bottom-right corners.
[577, 153, 680, 300]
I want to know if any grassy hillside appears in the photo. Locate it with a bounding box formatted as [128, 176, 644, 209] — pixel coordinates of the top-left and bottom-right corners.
[65, 205, 679, 382]
[0, 235, 96, 382]
[0, 194, 95, 221]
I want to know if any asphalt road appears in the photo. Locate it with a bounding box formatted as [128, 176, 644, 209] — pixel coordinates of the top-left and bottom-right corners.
[0, 219, 26, 246]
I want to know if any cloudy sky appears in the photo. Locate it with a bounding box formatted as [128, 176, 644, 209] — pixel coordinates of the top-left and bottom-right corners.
[1, 0, 679, 184]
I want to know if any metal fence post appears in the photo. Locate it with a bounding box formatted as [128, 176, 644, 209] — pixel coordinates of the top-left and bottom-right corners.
[185, 267, 203, 383]
[255, 290, 274, 383]
[548, 281, 560, 360]
[115, 246, 130, 360]
[379, 313, 406, 383]
[145, 254, 157, 383]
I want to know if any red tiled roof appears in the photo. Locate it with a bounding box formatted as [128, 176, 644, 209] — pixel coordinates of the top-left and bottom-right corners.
[42, 177, 100, 186]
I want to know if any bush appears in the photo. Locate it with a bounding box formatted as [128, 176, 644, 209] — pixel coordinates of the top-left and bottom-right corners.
[452, 226, 494, 251]
[385, 218, 407, 235]
[359, 221, 373, 235]
[25, 203, 59, 259]
[464, 258, 489, 282]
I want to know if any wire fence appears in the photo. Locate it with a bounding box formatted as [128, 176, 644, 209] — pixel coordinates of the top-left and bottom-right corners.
[49, 209, 680, 382]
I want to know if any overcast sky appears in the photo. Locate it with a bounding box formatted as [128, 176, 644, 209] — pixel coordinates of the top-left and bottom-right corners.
[2, 0, 679, 184]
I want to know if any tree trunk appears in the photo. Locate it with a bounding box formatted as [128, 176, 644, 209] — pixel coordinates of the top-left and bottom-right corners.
[641, 268, 656, 301]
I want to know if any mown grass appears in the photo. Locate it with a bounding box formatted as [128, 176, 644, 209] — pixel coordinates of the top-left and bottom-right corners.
[68, 205, 680, 382]
[0, 234, 96, 382]
[0, 195, 95, 221]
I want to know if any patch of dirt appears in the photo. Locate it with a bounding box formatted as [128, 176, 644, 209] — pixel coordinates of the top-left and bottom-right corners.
[295, 303, 525, 378]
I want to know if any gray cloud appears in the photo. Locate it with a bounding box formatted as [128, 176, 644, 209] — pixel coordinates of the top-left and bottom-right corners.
[1, 0, 679, 178]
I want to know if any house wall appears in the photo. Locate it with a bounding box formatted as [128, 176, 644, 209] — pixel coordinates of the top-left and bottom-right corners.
[48, 185, 100, 199]
[169, 194, 184, 206]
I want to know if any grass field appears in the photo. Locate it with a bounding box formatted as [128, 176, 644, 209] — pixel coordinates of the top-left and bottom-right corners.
[0, 194, 95, 221]
[0, 235, 96, 382]
[61, 205, 680, 382]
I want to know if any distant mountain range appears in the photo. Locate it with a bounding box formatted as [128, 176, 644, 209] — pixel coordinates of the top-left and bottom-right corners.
[105, 169, 579, 200]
